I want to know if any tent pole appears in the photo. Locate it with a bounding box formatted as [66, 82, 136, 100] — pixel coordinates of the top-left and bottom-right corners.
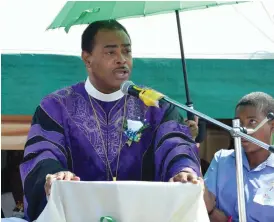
[175, 10, 193, 120]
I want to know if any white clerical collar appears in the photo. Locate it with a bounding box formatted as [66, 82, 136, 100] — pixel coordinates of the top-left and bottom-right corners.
[85, 78, 124, 102]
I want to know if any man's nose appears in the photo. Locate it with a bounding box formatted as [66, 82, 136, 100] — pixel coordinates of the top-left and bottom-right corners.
[115, 53, 126, 65]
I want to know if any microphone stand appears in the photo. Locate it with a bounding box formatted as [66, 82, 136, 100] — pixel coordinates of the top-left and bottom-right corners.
[120, 80, 274, 222]
[161, 96, 274, 222]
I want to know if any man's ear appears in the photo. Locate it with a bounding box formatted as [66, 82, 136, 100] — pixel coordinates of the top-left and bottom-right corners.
[271, 120, 274, 145]
[81, 51, 92, 68]
[271, 120, 274, 133]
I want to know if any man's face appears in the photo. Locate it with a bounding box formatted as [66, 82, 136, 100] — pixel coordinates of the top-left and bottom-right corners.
[235, 105, 273, 153]
[83, 29, 132, 93]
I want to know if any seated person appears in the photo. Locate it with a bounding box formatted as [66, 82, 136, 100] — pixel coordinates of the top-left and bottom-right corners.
[204, 92, 274, 222]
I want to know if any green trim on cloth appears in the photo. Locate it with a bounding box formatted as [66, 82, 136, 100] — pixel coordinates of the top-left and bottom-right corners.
[100, 216, 116, 222]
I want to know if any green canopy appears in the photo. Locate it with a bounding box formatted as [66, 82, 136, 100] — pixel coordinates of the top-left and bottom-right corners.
[48, 1, 245, 32]
[2, 54, 273, 118]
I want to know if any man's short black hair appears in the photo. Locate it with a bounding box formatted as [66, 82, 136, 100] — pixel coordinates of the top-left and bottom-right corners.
[81, 19, 130, 52]
[236, 92, 274, 116]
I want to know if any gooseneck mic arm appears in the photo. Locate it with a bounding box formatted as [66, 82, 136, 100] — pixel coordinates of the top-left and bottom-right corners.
[120, 81, 274, 153]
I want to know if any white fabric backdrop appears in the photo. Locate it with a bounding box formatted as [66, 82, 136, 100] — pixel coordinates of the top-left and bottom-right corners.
[1, 0, 274, 59]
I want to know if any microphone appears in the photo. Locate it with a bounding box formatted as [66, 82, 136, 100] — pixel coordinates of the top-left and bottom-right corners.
[120, 81, 165, 107]
[121, 81, 207, 143]
[243, 112, 274, 135]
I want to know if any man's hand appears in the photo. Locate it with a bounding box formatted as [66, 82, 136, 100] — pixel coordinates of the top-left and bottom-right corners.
[200, 179, 216, 213]
[169, 171, 219, 216]
[168, 169, 200, 184]
[185, 116, 199, 140]
[44, 171, 80, 197]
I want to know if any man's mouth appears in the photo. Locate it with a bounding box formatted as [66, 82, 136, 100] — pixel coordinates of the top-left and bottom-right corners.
[113, 67, 130, 79]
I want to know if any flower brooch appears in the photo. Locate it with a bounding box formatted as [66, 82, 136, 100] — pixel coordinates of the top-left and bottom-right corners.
[123, 118, 149, 146]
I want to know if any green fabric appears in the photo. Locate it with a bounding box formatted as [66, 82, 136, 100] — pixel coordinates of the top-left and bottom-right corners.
[1, 54, 273, 118]
[47, 1, 245, 32]
[100, 216, 116, 222]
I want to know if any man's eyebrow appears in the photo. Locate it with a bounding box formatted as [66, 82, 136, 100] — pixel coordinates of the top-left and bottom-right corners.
[246, 116, 257, 119]
[104, 44, 118, 48]
[234, 116, 257, 119]
[104, 44, 131, 48]
[122, 44, 131, 47]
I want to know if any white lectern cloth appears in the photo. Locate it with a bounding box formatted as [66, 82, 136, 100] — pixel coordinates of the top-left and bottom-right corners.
[36, 181, 209, 222]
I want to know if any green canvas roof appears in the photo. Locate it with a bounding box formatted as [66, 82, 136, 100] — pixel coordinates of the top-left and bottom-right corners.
[1, 54, 273, 119]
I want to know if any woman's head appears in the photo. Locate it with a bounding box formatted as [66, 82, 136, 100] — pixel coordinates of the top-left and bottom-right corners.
[235, 92, 274, 153]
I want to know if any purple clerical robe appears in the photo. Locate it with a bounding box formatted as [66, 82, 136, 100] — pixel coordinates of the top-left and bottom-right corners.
[20, 82, 200, 221]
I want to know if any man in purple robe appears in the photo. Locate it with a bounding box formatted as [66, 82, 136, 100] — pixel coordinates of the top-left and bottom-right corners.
[20, 20, 204, 221]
